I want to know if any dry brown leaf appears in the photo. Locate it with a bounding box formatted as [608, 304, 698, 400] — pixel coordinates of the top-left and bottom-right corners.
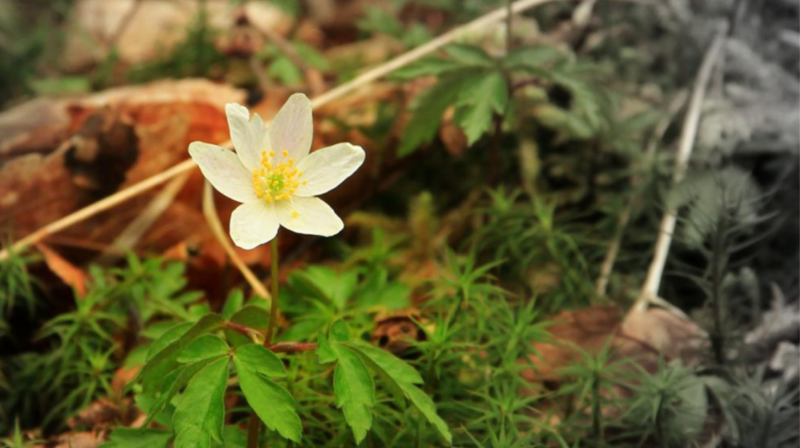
[521, 305, 707, 384]
[67, 398, 132, 430]
[372, 311, 428, 355]
[440, 113, 467, 157]
[618, 307, 707, 368]
[43, 431, 105, 448]
[36, 243, 89, 298]
[111, 366, 140, 397]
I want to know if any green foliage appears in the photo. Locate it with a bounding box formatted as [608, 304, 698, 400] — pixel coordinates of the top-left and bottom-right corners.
[173, 357, 229, 448]
[625, 360, 708, 447]
[317, 320, 452, 444]
[357, 6, 433, 48]
[0, 246, 38, 329]
[0, 419, 41, 448]
[393, 40, 626, 158]
[278, 261, 410, 342]
[3, 254, 201, 431]
[394, 44, 509, 155]
[260, 41, 329, 86]
[99, 428, 172, 448]
[670, 167, 764, 248]
[706, 372, 800, 448]
[0, 2, 47, 105]
[474, 189, 594, 309]
[235, 353, 301, 442]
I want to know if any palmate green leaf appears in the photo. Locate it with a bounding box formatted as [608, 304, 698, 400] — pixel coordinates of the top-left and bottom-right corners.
[390, 57, 464, 81]
[99, 428, 172, 448]
[504, 45, 567, 71]
[454, 70, 509, 144]
[332, 345, 376, 443]
[221, 290, 244, 319]
[316, 330, 337, 364]
[294, 266, 358, 310]
[142, 355, 224, 426]
[317, 321, 376, 443]
[145, 322, 193, 361]
[222, 426, 248, 448]
[345, 342, 452, 444]
[233, 344, 286, 377]
[172, 356, 230, 448]
[234, 350, 301, 442]
[346, 343, 422, 385]
[399, 70, 480, 156]
[177, 335, 229, 363]
[137, 314, 225, 395]
[444, 44, 493, 66]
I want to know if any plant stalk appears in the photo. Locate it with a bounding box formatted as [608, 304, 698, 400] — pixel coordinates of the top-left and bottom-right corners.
[592, 373, 603, 445]
[265, 234, 281, 347]
[248, 234, 281, 448]
[247, 413, 260, 448]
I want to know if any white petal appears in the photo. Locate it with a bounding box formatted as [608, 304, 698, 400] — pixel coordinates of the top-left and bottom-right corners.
[226, 103, 268, 172]
[269, 94, 313, 164]
[230, 201, 279, 249]
[275, 197, 343, 237]
[189, 142, 258, 204]
[294, 143, 365, 197]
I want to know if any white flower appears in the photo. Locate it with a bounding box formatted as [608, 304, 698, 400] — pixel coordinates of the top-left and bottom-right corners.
[189, 94, 365, 249]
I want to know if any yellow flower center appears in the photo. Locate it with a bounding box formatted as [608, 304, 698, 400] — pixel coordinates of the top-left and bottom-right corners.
[252, 150, 306, 202]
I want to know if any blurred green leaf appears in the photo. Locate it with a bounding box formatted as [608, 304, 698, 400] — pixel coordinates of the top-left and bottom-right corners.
[173, 357, 229, 448]
[234, 344, 286, 378]
[233, 350, 301, 442]
[454, 70, 509, 144]
[177, 335, 229, 364]
[99, 428, 172, 448]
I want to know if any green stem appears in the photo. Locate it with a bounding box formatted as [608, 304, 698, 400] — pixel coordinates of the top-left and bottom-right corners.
[592, 373, 603, 445]
[248, 234, 281, 448]
[264, 234, 281, 347]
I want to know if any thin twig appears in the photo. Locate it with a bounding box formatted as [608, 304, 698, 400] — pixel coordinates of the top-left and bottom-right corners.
[0, 0, 561, 262]
[203, 180, 271, 299]
[222, 322, 316, 353]
[96, 172, 191, 264]
[631, 27, 728, 313]
[108, 0, 143, 48]
[594, 90, 688, 297]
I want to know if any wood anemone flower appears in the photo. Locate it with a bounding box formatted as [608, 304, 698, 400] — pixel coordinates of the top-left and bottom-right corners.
[189, 94, 366, 249]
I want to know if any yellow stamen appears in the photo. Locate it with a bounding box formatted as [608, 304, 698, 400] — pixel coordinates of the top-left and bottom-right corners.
[252, 151, 304, 204]
[291, 211, 300, 218]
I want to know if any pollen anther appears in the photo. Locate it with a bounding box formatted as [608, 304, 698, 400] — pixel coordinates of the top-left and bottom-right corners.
[252, 151, 303, 203]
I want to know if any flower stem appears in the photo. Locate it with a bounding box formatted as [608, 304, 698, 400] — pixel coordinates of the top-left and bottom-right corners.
[247, 412, 260, 448]
[264, 234, 280, 347]
[248, 234, 281, 448]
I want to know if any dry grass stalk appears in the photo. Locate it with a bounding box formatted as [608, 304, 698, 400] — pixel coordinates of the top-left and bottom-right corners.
[631, 27, 728, 314]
